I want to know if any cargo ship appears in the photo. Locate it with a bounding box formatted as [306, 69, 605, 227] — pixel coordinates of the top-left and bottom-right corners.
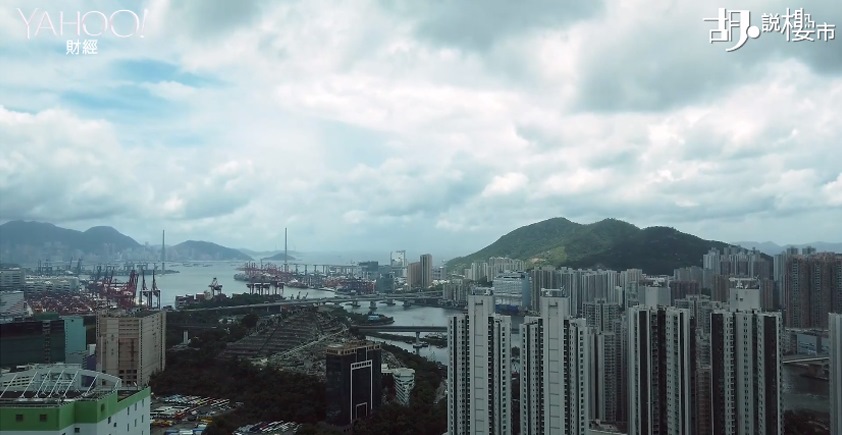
[285, 279, 308, 289]
[365, 313, 395, 325]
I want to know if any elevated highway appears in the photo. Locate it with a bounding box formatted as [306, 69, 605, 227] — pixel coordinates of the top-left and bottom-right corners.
[179, 291, 443, 312]
[782, 354, 830, 364]
[352, 324, 521, 334]
[353, 325, 447, 333]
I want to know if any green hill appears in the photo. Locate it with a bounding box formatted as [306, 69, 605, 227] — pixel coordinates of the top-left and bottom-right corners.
[446, 218, 732, 276]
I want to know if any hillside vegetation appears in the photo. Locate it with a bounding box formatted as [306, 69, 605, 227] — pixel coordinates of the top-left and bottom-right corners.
[446, 218, 732, 275]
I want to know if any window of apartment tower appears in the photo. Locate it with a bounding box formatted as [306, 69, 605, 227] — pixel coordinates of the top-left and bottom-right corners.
[40, 414, 47, 422]
[15, 414, 23, 422]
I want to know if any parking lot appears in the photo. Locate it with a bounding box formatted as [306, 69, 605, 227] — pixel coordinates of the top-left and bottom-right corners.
[150, 394, 239, 435]
[232, 421, 301, 435]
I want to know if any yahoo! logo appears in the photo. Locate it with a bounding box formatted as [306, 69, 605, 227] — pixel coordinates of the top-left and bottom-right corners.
[17, 8, 149, 39]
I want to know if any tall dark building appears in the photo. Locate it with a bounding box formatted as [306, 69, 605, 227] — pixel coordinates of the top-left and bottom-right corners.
[0, 318, 65, 368]
[325, 341, 382, 429]
[358, 261, 379, 280]
[783, 253, 842, 328]
[420, 254, 433, 289]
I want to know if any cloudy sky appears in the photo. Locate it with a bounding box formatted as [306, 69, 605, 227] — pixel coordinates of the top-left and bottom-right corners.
[0, 0, 840, 259]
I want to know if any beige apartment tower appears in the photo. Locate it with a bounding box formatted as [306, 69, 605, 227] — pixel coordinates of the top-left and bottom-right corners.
[96, 310, 166, 386]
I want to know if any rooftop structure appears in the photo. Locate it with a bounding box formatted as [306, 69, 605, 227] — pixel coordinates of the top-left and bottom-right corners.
[0, 364, 150, 435]
[0, 364, 120, 401]
[325, 340, 381, 356]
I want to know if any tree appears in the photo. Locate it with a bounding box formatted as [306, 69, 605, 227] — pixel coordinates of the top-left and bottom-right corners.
[241, 313, 259, 329]
[296, 423, 343, 435]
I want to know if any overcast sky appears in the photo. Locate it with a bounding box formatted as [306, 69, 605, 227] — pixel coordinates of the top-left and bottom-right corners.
[1, 0, 840, 258]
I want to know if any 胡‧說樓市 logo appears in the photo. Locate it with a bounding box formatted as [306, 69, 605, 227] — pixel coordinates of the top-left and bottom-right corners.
[704, 7, 836, 51]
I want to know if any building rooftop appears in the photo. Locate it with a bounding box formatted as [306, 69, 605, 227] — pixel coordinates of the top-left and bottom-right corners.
[325, 340, 380, 356]
[0, 364, 125, 404]
[541, 288, 568, 298]
[99, 309, 163, 318]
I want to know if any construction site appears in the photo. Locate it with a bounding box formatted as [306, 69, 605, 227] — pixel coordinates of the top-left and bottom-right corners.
[219, 307, 402, 379]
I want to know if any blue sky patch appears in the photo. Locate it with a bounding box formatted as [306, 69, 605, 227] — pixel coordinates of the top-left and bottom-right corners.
[110, 58, 221, 87]
[60, 84, 178, 122]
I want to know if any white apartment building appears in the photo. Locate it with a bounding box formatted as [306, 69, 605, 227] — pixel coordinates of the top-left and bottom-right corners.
[23, 276, 80, 292]
[520, 289, 589, 435]
[728, 286, 761, 312]
[447, 292, 511, 435]
[830, 313, 842, 435]
[388, 367, 415, 406]
[96, 310, 166, 387]
[627, 305, 695, 435]
[493, 272, 531, 309]
[710, 309, 782, 435]
[0, 268, 24, 291]
[640, 285, 671, 308]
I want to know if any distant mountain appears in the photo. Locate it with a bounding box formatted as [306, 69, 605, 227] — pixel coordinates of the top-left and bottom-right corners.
[238, 249, 300, 260]
[81, 226, 142, 252]
[169, 241, 253, 261]
[447, 218, 732, 276]
[732, 241, 842, 256]
[0, 220, 142, 259]
[0, 221, 255, 263]
[262, 252, 297, 261]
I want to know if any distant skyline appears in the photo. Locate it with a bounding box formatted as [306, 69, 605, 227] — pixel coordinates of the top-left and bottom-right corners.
[1, 0, 840, 253]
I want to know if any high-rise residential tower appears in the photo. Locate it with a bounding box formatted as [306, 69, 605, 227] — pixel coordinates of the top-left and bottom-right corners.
[420, 254, 433, 289]
[583, 298, 622, 423]
[627, 305, 697, 435]
[521, 289, 590, 435]
[782, 253, 842, 328]
[447, 292, 512, 435]
[710, 310, 782, 435]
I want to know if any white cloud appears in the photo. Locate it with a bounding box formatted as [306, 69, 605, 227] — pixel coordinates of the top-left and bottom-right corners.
[481, 173, 529, 197]
[1, 0, 840, 255]
[823, 174, 842, 206]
